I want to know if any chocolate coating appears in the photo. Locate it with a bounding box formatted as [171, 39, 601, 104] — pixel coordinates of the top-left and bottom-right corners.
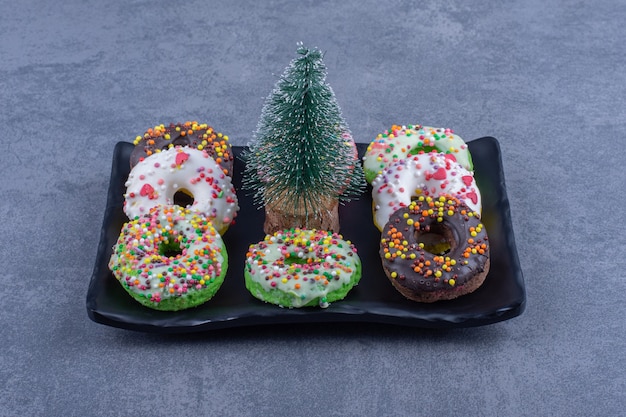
[379, 195, 489, 301]
[129, 121, 234, 176]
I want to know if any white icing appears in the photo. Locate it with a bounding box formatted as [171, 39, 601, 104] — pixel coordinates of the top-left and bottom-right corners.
[123, 147, 239, 234]
[371, 152, 481, 230]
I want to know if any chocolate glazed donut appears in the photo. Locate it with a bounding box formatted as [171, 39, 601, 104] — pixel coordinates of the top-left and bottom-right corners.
[379, 195, 490, 303]
[129, 121, 234, 177]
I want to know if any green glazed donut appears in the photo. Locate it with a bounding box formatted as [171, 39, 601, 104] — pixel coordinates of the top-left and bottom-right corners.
[244, 229, 361, 308]
[109, 205, 227, 311]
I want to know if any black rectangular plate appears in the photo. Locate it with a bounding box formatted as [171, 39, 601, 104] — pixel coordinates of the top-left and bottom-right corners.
[87, 138, 525, 333]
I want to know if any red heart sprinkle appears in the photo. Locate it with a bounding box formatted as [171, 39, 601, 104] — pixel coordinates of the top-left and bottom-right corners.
[175, 152, 189, 166]
[444, 153, 457, 162]
[140, 184, 154, 197]
[432, 168, 447, 180]
[462, 175, 474, 186]
[467, 191, 478, 204]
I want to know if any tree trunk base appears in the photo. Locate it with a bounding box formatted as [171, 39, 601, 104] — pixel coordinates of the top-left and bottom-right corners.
[263, 197, 340, 235]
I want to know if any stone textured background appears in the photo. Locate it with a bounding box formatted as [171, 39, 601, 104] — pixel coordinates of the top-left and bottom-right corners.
[1, 0, 624, 415]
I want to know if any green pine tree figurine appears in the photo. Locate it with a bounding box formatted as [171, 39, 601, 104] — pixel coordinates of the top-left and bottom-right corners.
[243, 44, 365, 234]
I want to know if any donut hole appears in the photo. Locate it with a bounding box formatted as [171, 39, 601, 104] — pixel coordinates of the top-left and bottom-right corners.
[173, 189, 195, 209]
[171, 137, 190, 147]
[159, 239, 183, 259]
[415, 224, 456, 255]
[409, 146, 437, 156]
[284, 254, 308, 266]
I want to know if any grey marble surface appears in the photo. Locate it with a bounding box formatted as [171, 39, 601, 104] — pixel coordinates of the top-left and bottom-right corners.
[2, 0, 625, 416]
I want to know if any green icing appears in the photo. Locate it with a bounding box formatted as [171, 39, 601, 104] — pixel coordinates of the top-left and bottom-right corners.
[244, 258, 361, 308]
[120, 242, 228, 312]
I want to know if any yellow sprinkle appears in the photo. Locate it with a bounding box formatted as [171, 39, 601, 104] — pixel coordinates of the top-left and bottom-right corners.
[449, 279, 456, 286]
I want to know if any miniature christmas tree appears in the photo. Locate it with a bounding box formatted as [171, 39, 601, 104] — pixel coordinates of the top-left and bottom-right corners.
[243, 44, 365, 233]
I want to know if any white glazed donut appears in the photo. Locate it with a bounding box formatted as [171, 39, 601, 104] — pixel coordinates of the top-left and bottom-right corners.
[371, 152, 481, 230]
[123, 146, 239, 234]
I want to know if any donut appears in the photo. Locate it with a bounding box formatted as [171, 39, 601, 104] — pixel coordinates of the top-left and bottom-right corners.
[379, 195, 490, 303]
[108, 205, 228, 311]
[130, 121, 234, 177]
[244, 229, 362, 308]
[123, 146, 239, 235]
[371, 152, 481, 231]
[363, 124, 473, 183]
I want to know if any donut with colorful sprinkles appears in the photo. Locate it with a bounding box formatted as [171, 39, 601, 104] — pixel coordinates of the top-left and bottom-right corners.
[379, 195, 490, 303]
[244, 229, 362, 308]
[124, 146, 239, 235]
[362, 124, 473, 183]
[108, 205, 228, 311]
[130, 121, 234, 177]
[371, 151, 481, 231]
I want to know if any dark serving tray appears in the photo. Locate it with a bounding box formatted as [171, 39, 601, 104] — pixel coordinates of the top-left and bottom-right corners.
[87, 137, 525, 333]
